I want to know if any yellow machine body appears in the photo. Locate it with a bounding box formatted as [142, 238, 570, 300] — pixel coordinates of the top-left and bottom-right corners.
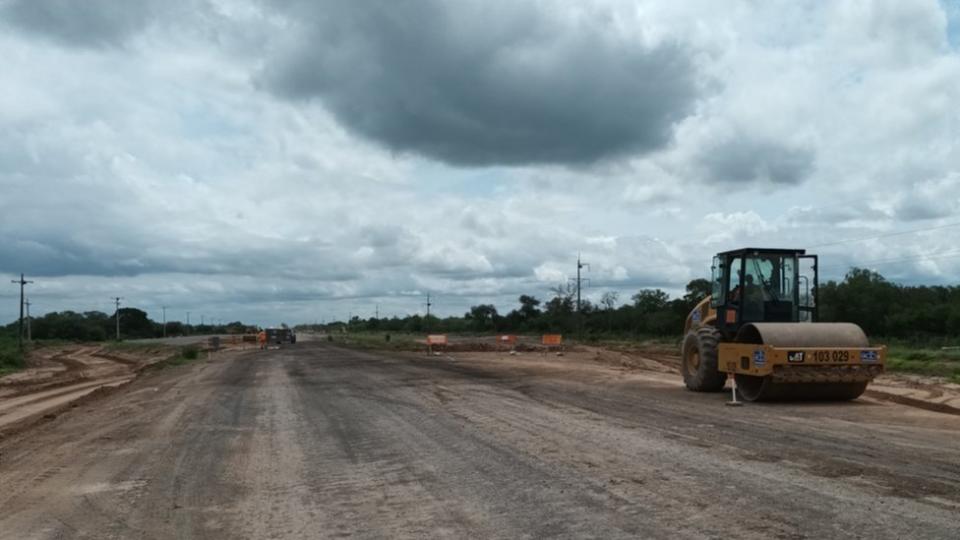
[717, 342, 885, 381]
[682, 295, 886, 401]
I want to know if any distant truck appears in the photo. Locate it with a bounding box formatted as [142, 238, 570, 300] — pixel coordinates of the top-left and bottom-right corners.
[265, 328, 296, 345]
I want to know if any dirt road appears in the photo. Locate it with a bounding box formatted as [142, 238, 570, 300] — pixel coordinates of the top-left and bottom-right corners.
[2, 342, 959, 539]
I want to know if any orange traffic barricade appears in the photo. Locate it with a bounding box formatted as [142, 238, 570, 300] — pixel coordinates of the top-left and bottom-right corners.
[426, 334, 448, 355]
[542, 334, 563, 355]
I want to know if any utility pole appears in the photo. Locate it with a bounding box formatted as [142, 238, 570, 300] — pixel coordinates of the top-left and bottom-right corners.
[113, 297, 123, 341]
[569, 254, 590, 313]
[423, 294, 433, 332]
[186, 311, 191, 333]
[24, 297, 32, 342]
[11, 274, 34, 350]
[375, 304, 379, 319]
[569, 254, 590, 341]
[162, 306, 167, 337]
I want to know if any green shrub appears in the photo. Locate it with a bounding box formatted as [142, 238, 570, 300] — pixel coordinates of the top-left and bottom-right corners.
[0, 337, 24, 374]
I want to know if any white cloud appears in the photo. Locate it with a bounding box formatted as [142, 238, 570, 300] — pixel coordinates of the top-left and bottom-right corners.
[2, 0, 959, 325]
[700, 212, 778, 245]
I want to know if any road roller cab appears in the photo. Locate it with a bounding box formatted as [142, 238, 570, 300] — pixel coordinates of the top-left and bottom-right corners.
[710, 248, 817, 338]
[682, 248, 886, 401]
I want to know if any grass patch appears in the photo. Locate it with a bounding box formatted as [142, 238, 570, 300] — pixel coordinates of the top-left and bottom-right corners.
[0, 336, 25, 376]
[153, 345, 202, 369]
[885, 345, 960, 380]
[328, 332, 424, 352]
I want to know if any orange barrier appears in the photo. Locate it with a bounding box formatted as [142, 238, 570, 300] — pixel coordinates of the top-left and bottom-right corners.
[426, 334, 448, 355]
[541, 334, 562, 346]
[426, 334, 448, 345]
[542, 334, 564, 355]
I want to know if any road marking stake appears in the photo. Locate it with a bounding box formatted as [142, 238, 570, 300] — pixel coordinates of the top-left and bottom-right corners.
[726, 377, 743, 407]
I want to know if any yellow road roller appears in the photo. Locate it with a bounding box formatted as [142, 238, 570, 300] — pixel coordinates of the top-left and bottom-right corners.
[682, 248, 885, 401]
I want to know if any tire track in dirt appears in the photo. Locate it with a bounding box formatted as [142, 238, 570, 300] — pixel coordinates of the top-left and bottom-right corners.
[0, 344, 176, 435]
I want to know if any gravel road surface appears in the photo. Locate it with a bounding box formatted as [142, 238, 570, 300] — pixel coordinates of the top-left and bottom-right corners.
[1, 342, 959, 539]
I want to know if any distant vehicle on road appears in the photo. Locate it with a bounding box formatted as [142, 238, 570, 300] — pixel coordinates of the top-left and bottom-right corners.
[265, 327, 296, 345]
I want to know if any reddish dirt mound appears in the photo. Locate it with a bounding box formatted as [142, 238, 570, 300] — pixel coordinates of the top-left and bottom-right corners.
[0, 344, 174, 435]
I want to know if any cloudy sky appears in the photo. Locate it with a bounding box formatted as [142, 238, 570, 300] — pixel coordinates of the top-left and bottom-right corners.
[1, 0, 959, 326]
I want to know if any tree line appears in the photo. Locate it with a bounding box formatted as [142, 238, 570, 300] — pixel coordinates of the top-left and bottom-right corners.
[300, 278, 710, 337]
[819, 268, 960, 342]
[304, 268, 960, 343]
[1, 308, 253, 342]
[3, 268, 957, 343]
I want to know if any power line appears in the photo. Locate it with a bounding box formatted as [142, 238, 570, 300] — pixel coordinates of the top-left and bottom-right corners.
[808, 221, 960, 249]
[865, 251, 960, 266]
[617, 221, 960, 278]
[617, 222, 960, 281]
[821, 250, 960, 270]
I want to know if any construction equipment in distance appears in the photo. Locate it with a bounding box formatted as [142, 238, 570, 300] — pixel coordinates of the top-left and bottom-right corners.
[265, 327, 296, 346]
[682, 248, 885, 401]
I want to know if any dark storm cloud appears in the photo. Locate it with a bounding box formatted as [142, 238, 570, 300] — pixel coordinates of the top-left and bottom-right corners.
[695, 135, 815, 184]
[261, 0, 700, 166]
[896, 195, 958, 221]
[0, 0, 176, 47]
[0, 234, 360, 282]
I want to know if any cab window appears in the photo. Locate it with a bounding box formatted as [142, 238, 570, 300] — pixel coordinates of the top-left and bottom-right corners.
[742, 254, 798, 322]
[710, 256, 723, 308]
[727, 257, 742, 303]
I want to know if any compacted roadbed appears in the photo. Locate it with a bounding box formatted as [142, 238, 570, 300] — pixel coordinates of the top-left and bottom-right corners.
[1, 342, 958, 539]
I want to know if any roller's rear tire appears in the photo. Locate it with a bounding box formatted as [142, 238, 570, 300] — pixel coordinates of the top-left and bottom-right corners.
[682, 326, 727, 392]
